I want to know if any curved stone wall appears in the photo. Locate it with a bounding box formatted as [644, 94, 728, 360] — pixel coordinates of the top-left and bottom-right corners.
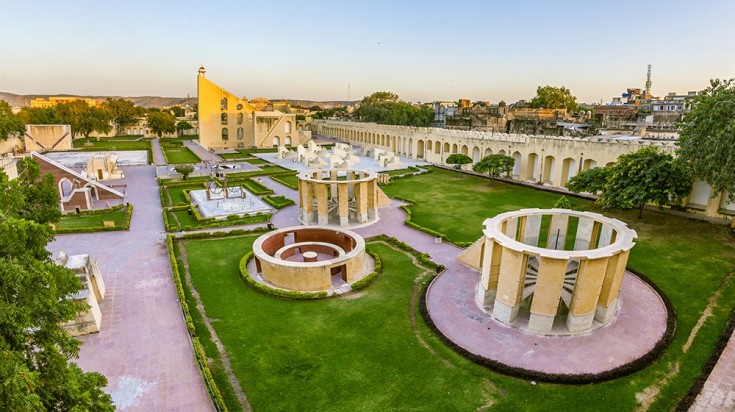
[476, 208, 637, 334]
[298, 168, 380, 227]
[253, 226, 366, 292]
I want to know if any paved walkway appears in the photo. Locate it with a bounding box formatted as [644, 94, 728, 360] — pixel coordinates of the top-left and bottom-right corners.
[151, 138, 166, 165]
[691, 331, 735, 411]
[47, 166, 213, 411]
[184, 140, 222, 163]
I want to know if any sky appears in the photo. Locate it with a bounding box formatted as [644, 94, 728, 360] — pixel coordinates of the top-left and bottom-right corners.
[1, 0, 734, 104]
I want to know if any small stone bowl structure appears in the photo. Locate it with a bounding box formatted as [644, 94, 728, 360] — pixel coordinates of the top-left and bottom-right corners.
[475, 208, 637, 334]
[298, 168, 381, 227]
[252, 226, 366, 292]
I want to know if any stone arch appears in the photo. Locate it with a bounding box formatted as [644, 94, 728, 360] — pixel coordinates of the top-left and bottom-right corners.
[408, 138, 413, 157]
[582, 159, 598, 171]
[273, 136, 280, 147]
[560, 158, 576, 186]
[285, 122, 292, 133]
[512, 151, 522, 177]
[221, 113, 228, 125]
[221, 128, 229, 141]
[58, 178, 73, 197]
[461, 145, 469, 156]
[237, 113, 243, 125]
[526, 153, 539, 181]
[285, 136, 292, 147]
[221, 97, 228, 110]
[472, 146, 481, 163]
[605, 162, 615, 167]
[417, 140, 425, 159]
[498, 149, 506, 156]
[485, 148, 493, 156]
[435, 141, 441, 154]
[543, 155, 556, 184]
[237, 127, 243, 140]
[427, 140, 433, 153]
[451, 143, 458, 154]
[443, 142, 450, 154]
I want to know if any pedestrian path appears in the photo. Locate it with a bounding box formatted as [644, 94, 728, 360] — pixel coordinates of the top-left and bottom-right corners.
[185, 140, 223, 163]
[47, 166, 213, 411]
[150, 138, 166, 165]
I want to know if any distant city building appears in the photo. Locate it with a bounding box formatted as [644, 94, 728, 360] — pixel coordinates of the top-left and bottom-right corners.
[30, 96, 101, 108]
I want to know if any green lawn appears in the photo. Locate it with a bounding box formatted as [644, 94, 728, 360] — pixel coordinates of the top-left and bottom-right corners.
[270, 174, 299, 190]
[162, 145, 201, 164]
[177, 166, 735, 411]
[56, 207, 127, 230]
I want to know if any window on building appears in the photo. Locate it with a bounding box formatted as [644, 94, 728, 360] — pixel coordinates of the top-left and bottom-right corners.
[285, 121, 291, 133]
[237, 113, 243, 124]
[222, 128, 229, 141]
[221, 97, 228, 110]
[221, 113, 228, 125]
[237, 127, 243, 140]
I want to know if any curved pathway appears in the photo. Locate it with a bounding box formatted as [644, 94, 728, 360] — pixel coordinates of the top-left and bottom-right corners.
[47, 166, 213, 411]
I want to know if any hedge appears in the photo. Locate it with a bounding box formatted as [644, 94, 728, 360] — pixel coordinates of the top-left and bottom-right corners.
[166, 236, 228, 411]
[180, 226, 272, 240]
[419, 267, 676, 384]
[370, 235, 445, 272]
[349, 248, 383, 290]
[262, 195, 295, 209]
[54, 203, 133, 234]
[270, 174, 299, 190]
[238, 252, 329, 299]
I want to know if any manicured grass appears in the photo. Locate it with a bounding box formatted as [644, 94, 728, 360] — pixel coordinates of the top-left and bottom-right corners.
[219, 152, 251, 160]
[244, 158, 268, 165]
[161, 183, 205, 207]
[178, 166, 735, 411]
[56, 207, 126, 229]
[73, 138, 151, 151]
[262, 195, 294, 209]
[270, 174, 299, 190]
[162, 145, 201, 164]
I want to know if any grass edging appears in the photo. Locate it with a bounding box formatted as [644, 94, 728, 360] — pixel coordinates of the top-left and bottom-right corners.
[391, 196, 474, 248]
[166, 235, 228, 411]
[675, 304, 735, 410]
[54, 203, 133, 234]
[270, 174, 299, 190]
[238, 252, 329, 299]
[419, 267, 677, 384]
[262, 195, 295, 209]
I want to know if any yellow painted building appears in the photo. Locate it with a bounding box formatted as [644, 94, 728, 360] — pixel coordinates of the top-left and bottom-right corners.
[197, 67, 307, 150]
[30, 96, 100, 108]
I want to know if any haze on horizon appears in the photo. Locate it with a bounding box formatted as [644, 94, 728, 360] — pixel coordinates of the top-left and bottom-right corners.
[2, 0, 734, 105]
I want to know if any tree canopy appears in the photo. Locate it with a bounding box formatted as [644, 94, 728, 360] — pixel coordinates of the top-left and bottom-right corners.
[567, 146, 692, 218]
[176, 120, 193, 136]
[56, 101, 113, 139]
[146, 110, 176, 137]
[102, 98, 143, 133]
[445, 153, 473, 175]
[530, 85, 579, 112]
[0, 160, 113, 410]
[472, 154, 515, 179]
[677, 78, 735, 202]
[354, 91, 433, 127]
[0, 100, 24, 140]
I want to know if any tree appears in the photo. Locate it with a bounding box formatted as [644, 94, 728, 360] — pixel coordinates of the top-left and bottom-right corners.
[17, 106, 61, 125]
[354, 92, 433, 127]
[77, 106, 113, 139]
[445, 153, 473, 176]
[176, 120, 193, 137]
[566, 166, 611, 195]
[146, 110, 176, 137]
[55, 100, 89, 139]
[473, 154, 515, 179]
[169, 105, 186, 117]
[102, 98, 142, 134]
[0, 100, 24, 140]
[530, 85, 579, 112]
[677, 78, 735, 203]
[567, 146, 692, 218]
[174, 164, 195, 180]
[0, 165, 113, 410]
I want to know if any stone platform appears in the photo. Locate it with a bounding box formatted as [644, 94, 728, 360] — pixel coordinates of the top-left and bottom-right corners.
[425, 269, 672, 381]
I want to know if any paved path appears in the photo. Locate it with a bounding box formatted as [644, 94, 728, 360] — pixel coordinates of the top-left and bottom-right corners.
[151, 138, 166, 165]
[691, 331, 735, 411]
[184, 140, 222, 163]
[48, 166, 213, 411]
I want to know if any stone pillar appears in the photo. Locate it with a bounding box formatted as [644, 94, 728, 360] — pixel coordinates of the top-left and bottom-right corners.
[595, 250, 629, 323]
[338, 183, 349, 227]
[528, 256, 568, 333]
[315, 183, 329, 225]
[546, 214, 569, 250]
[522, 214, 542, 247]
[493, 247, 527, 324]
[330, 170, 338, 200]
[300, 180, 314, 224]
[574, 217, 594, 250]
[477, 238, 502, 309]
[357, 181, 368, 223]
[367, 179, 377, 220]
[566, 257, 608, 332]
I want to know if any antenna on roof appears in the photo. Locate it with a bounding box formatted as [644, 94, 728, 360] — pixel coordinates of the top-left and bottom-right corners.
[645, 64, 652, 95]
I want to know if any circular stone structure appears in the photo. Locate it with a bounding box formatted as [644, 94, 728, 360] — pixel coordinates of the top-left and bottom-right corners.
[298, 168, 380, 227]
[476, 208, 638, 335]
[252, 226, 367, 292]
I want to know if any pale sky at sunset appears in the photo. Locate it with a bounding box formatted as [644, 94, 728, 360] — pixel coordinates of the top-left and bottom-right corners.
[2, 0, 734, 104]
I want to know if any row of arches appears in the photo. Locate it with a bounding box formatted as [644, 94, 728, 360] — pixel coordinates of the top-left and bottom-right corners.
[319, 125, 609, 187]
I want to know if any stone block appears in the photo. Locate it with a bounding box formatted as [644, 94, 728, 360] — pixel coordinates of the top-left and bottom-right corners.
[565, 311, 594, 333]
[528, 313, 555, 334]
[492, 299, 519, 323]
[595, 299, 618, 323]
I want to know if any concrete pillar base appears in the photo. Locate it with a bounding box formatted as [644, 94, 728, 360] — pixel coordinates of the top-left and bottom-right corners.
[595, 300, 618, 323]
[528, 313, 555, 334]
[492, 300, 519, 324]
[368, 209, 376, 220]
[359, 213, 368, 224]
[301, 210, 312, 224]
[481, 289, 497, 311]
[318, 215, 328, 225]
[339, 216, 349, 227]
[566, 312, 595, 333]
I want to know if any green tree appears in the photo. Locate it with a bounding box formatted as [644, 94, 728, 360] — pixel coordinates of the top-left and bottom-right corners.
[174, 164, 195, 180]
[0, 100, 24, 140]
[77, 106, 113, 139]
[102, 98, 142, 134]
[677, 78, 735, 203]
[0, 165, 113, 410]
[472, 154, 515, 179]
[146, 110, 176, 137]
[169, 105, 186, 117]
[567, 146, 692, 218]
[566, 166, 611, 195]
[530, 85, 579, 112]
[354, 92, 432, 127]
[553, 195, 575, 210]
[55, 100, 89, 139]
[445, 153, 473, 176]
[176, 120, 193, 137]
[17, 106, 61, 125]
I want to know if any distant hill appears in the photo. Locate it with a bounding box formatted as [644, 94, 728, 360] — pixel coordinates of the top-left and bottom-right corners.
[0, 91, 356, 110]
